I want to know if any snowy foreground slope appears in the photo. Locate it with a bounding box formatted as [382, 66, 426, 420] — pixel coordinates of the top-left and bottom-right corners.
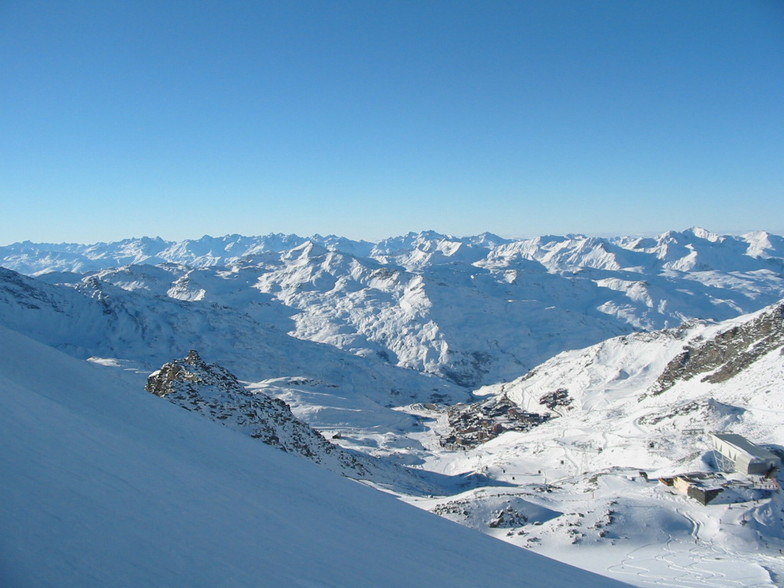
[0, 324, 620, 587]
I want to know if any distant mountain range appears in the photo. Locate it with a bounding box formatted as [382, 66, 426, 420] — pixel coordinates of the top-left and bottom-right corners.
[2, 228, 782, 387]
[3, 228, 782, 276]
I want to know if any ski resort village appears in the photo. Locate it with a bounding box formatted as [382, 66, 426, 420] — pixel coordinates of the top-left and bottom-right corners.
[2, 229, 784, 586]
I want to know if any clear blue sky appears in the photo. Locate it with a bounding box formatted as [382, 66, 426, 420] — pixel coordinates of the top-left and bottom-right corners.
[1, 0, 782, 244]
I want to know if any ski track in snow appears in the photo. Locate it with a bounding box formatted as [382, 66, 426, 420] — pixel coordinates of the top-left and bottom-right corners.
[609, 537, 774, 588]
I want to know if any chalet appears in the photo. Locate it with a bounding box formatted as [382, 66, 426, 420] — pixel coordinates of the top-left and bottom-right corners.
[660, 472, 725, 505]
[710, 433, 780, 475]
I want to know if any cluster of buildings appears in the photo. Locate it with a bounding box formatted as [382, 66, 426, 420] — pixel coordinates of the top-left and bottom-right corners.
[659, 433, 781, 505]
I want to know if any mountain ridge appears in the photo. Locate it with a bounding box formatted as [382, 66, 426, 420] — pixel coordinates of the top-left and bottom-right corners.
[146, 349, 470, 495]
[3, 228, 783, 275]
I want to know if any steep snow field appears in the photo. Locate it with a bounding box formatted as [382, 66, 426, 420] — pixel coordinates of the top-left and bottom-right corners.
[0, 324, 620, 587]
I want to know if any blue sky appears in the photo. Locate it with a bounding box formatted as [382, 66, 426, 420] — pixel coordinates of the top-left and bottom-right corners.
[1, 1, 782, 244]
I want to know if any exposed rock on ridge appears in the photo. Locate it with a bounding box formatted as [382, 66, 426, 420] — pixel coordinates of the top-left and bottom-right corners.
[146, 350, 368, 477]
[145, 350, 461, 496]
[650, 301, 784, 395]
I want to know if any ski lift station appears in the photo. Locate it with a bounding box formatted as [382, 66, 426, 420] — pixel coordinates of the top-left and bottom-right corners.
[710, 433, 780, 475]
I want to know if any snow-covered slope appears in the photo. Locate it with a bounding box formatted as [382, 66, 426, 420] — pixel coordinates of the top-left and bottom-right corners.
[0, 323, 621, 587]
[478, 300, 784, 424]
[2, 228, 783, 388]
[145, 350, 470, 495]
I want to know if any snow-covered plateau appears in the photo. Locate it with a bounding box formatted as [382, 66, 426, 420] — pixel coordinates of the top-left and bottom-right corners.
[2, 228, 783, 586]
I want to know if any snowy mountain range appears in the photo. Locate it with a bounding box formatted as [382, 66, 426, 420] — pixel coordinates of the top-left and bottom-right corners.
[2, 228, 784, 586]
[2, 228, 782, 388]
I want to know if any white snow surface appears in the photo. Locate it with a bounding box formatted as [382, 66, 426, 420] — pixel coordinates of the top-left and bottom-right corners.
[3, 229, 784, 587]
[0, 324, 620, 587]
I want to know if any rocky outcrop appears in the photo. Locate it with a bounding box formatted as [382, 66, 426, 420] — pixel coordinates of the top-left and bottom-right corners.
[146, 350, 467, 496]
[650, 301, 784, 395]
[637, 398, 744, 427]
[430, 493, 561, 533]
[147, 350, 368, 476]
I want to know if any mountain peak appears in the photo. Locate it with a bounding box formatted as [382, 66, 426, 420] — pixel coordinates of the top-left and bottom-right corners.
[685, 227, 721, 242]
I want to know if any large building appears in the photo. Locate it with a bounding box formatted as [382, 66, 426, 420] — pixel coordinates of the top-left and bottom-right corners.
[710, 433, 780, 475]
[668, 472, 725, 505]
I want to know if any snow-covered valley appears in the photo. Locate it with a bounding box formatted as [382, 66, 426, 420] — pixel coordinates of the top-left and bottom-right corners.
[2, 228, 784, 586]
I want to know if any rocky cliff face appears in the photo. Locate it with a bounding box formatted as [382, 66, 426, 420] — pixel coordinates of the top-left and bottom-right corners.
[650, 302, 784, 395]
[146, 350, 368, 477]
